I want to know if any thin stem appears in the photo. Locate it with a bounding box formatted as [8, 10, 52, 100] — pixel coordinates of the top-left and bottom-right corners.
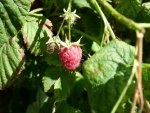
[56, 0, 72, 39]
[56, 18, 65, 37]
[89, 0, 116, 39]
[67, 0, 72, 43]
[99, 0, 142, 31]
[111, 60, 138, 113]
[68, 20, 71, 42]
[130, 84, 138, 113]
[139, 23, 150, 28]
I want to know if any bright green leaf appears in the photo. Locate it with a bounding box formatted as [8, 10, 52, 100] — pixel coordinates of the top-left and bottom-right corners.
[91, 42, 101, 52]
[22, 16, 53, 55]
[0, 0, 34, 89]
[14, 0, 33, 15]
[83, 39, 136, 113]
[73, 0, 91, 8]
[83, 39, 135, 86]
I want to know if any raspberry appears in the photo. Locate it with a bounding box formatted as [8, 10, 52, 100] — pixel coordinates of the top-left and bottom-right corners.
[59, 46, 82, 70]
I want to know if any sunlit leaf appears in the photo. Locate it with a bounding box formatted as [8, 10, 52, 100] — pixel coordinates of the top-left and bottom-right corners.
[83, 39, 135, 86]
[22, 16, 53, 55]
[83, 39, 135, 112]
[0, 0, 26, 89]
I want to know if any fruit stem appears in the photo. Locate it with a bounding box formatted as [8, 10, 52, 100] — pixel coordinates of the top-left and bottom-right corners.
[55, 0, 72, 40]
[99, 0, 142, 31]
[56, 18, 65, 38]
[88, 0, 116, 39]
[67, 0, 72, 44]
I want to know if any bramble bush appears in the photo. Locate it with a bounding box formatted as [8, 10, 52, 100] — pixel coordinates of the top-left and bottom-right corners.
[0, 0, 150, 113]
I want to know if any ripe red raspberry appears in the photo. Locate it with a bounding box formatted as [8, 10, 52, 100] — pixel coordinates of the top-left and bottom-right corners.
[59, 46, 82, 70]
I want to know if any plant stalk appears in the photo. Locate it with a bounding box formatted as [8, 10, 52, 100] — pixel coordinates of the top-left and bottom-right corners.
[99, 0, 142, 31]
[88, 0, 116, 39]
[139, 23, 150, 28]
[131, 30, 145, 113]
[68, 0, 72, 43]
[56, 18, 65, 37]
[111, 60, 138, 113]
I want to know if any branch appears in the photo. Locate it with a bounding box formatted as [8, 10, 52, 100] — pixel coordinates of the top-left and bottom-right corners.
[88, 0, 116, 39]
[99, 0, 142, 31]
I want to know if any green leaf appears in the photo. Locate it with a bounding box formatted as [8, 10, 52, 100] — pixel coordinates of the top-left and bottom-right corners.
[141, 2, 150, 42]
[26, 89, 49, 113]
[39, 98, 55, 113]
[56, 101, 83, 113]
[83, 39, 135, 87]
[81, 8, 104, 41]
[0, 0, 25, 89]
[115, 0, 142, 19]
[68, 72, 91, 113]
[86, 75, 135, 113]
[0, 37, 25, 89]
[42, 52, 62, 66]
[54, 71, 76, 100]
[41, 0, 55, 17]
[14, 0, 33, 12]
[0, 0, 28, 37]
[22, 16, 53, 55]
[142, 2, 150, 16]
[14, 0, 33, 16]
[73, 0, 91, 8]
[142, 63, 150, 96]
[69, 72, 85, 98]
[91, 42, 101, 52]
[137, 2, 150, 23]
[42, 67, 62, 92]
[83, 39, 136, 113]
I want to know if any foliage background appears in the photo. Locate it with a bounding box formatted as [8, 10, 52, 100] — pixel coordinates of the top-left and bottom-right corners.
[0, 0, 150, 113]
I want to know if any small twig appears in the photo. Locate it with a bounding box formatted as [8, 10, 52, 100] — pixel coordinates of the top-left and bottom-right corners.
[130, 85, 138, 113]
[131, 30, 145, 113]
[137, 30, 144, 113]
